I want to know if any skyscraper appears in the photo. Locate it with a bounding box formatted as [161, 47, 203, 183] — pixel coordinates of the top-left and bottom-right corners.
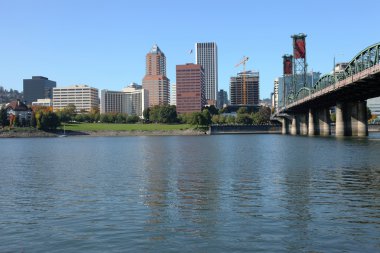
[195, 42, 218, 104]
[230, 71, 259, 105]
[142, 44, 170, 107]
[23, 76, 56, 105]
[176, 63, 206, 114]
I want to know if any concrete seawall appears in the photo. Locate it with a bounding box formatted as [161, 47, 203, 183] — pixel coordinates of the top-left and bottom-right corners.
[210, 125, 282, 135]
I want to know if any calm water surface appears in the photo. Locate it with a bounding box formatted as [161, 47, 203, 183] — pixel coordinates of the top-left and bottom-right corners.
[1, 134, 380, 252]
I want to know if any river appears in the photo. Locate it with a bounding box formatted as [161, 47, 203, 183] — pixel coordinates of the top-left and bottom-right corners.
[1, 134, 380, 252]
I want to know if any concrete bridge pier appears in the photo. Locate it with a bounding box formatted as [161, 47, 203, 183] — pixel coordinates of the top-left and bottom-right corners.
[299, 114, 308, 135]
[290, 116, 297, 135]
[308, 109, 316, 136]
[335, 101, 368, 136]
[281, 118, 290, 134]
[318, 108, 331, 136]
[335, 102, 345, 136]
[357, 100, 368, 136]
[350, 102, 359, 136]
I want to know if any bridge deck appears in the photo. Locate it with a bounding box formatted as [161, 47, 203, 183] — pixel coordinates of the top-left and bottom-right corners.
[282, 64, 380, 113]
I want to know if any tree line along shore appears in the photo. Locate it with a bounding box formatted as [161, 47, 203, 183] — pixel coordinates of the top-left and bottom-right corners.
[0, 104, 273, 137]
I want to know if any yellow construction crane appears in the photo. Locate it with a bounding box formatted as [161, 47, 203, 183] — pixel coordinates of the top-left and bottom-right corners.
[235, 56, 249, 104]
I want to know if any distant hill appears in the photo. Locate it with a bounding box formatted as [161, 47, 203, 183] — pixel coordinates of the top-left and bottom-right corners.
[0, 86, 23, 104]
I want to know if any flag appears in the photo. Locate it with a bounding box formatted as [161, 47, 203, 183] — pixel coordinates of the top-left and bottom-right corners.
[189, 49, 193, 54]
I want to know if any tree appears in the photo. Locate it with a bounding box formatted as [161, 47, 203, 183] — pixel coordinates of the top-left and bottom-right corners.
[201, 109, 212, 125]
[148, 105, 178, 123]
[257, 106, 271, 123]
[159, 105, 177, 123]
[0, 108, 8, 127]
[115, 113, 127, 123]
[211, 115, 220, 124]
[330, 113, 336, 122]
[367, 106, 372, 120]
[237, 107, 248, 115]
[126, 115, 140, 123]
[30, 111, 37, 128]
[203, 105, 218, 116]
[63, 104, 77, 121]
[251, 112, 262, 125]
[39, 111, 60, 130]
[226, 115, 236, 124]
[236, 113, 253, 125]
[143, 107, 150, 121]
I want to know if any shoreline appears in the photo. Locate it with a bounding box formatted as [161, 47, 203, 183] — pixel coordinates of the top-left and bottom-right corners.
[0, 129, 208, 138]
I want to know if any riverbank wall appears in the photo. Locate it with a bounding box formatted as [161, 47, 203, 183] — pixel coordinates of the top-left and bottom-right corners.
[210, 125, 282, 135]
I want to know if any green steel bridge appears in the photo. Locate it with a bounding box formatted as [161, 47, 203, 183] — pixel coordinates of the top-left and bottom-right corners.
[278, 42, 380, 137]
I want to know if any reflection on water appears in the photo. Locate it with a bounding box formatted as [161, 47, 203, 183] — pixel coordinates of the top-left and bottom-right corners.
[1, 134, 380, 252]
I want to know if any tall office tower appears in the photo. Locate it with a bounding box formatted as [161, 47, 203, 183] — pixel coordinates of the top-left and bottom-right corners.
[195, 42, 218, 104]
[176, 63, 206, 114]
[230, 71, 259, 105]
[100, 83, 148, 117]
[53, 85, 99, 112]
[217, 89, 228, 109]
[23, 76, 56, 105]
[170, 83, 176, 106]
[142, 44, 170, 107]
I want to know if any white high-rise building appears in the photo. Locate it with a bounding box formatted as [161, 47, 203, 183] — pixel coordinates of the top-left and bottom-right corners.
[53, 85, 99, 112]
[195, 42, 218, 104]
[170, 83, 176, 106]
[100, 83, 148, 117]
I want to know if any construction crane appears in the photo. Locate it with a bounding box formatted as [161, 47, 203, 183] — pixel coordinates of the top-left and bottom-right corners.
[235, 56, 249, 104]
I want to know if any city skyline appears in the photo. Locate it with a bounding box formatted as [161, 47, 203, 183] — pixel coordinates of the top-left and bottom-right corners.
[0, 0, 379, 99]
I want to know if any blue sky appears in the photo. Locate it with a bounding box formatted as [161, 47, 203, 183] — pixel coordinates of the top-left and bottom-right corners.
[0, 0, 379, 99]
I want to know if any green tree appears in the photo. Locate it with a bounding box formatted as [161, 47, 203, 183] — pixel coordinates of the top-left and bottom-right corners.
[30, 111, 37, 128]
[211, 114, 220, 124]
[236, 113, 253, 125]
[201, 109, 212, 125]
[330, 113, 336, 122]
[63, 104, 77, 121]
[0, 107, 8, 127]
[203, 105, 218, 116]
[38, 111, 60, 130]
[237, 107, 248, 115]
[251, 112, 262, 124]
[367, 107, 372, 120]
[149, 105, 178, 123]
[115, 113, 127, 123]
[159, 105, 177, 123]
[14, 115, 20, 127]
[226, 115, 236, 124]
[126, 115, 140, 123]
[143, 107, 150, 121]
[75, 114, 85, 122]
[257, 106, 271, 123]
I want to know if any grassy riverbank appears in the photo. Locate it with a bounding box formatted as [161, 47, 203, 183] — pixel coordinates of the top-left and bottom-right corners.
[0, 123, 206, 137]
[59, 123, 193, 132]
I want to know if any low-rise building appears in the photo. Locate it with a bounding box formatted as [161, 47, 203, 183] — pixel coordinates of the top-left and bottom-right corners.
[32, 98, 53, 107]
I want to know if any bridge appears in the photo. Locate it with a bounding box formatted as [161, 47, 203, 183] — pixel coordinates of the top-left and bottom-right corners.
[277, 42, 380, 137]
